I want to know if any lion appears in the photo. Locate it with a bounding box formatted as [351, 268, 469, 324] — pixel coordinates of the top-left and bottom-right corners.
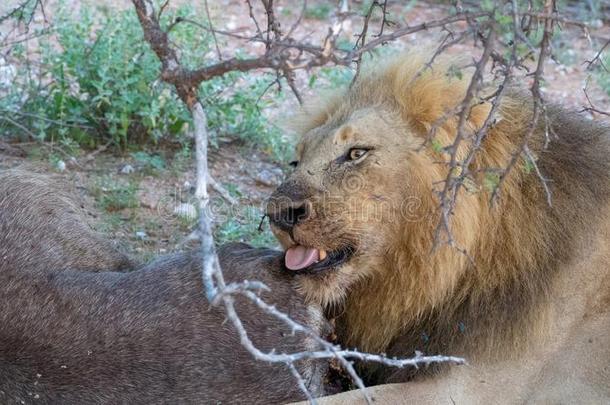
[0, 169, 327, 404]
[267, 52, 610, 403]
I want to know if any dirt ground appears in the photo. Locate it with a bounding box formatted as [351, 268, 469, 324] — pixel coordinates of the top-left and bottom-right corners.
[1, 0, 609, 260]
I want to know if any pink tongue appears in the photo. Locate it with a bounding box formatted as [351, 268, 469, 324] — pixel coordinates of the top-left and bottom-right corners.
[285, 246, 320, 270]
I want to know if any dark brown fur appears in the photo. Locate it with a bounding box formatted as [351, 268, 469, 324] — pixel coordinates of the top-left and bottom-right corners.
[0, 170, 136, 273]
[0, 170, 327, 404]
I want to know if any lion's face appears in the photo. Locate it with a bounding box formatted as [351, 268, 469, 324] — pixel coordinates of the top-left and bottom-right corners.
[267, 107, 432, 305]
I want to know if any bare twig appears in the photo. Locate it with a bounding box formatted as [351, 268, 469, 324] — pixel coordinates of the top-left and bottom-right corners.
[0, 0, 43, 26]
[581, 78, 610, 117]
[351, 0, 385, 86]
[0, 114, 36, 138]
[83, 140, 113, 162]
[204, 0, 222, 60]
[491, 0, 555, 207]
[432, 22, 497, 250]
[350, 11, 489, 57]
[584, 38, 609, 72]
[122, 0, 592, 401]
[207, 174, 238, 205]
[129, 0, 471, 401]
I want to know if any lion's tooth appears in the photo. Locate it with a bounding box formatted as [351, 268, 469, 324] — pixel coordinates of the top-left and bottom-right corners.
[319, 250, 327, 260]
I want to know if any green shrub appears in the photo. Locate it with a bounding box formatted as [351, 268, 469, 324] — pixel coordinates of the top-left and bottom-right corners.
[131, 151, 166, 173]
[0, 2, 291, 161]
[201, 71, 291, 160]
[0, 5, 192, 148]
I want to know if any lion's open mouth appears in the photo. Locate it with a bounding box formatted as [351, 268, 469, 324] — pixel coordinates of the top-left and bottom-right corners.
[283, 245, 355, 275]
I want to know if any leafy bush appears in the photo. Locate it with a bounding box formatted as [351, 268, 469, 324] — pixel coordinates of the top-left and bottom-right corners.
[0, 5, 190, 148]
[0, 3, 291, 160]
[131, 151, 166, 173]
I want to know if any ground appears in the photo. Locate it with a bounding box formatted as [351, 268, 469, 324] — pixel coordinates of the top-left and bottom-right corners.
[0, 0, 609, 261]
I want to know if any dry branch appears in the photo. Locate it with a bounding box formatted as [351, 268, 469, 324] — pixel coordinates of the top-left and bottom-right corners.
[491, 0, 556, 207]
[127, 0, 585, 401]
[129, 0, 471, 402]
[1, 0, 598, 400]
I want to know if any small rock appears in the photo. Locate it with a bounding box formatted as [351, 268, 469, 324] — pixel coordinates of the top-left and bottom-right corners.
[226, 18, 237, 30]
[0, 58, 16, 88]
[173, 203, 197, 220]
[183, 180, 196, 193]
[254, 168, 282, 187]
[135, 231, 147, 240]
[120, 164, 135, 174]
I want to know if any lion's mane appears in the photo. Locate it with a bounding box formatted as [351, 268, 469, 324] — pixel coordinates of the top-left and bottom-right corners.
[294, 53, 610, 383]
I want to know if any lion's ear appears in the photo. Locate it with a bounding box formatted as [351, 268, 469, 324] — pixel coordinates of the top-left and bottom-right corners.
[383, 54, 492, 137]
[398, 79, 463, 130]
[397, 75, 493, 140]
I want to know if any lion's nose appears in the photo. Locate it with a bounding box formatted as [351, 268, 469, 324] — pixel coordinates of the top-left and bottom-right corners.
[268, 200, 311, 232]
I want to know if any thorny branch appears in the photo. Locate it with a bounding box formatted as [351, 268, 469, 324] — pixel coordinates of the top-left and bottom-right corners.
[0, 0, 44, 27]
[130, 0, 469, 402]
[490, 0, 556, 207]
[127, 0, 601, 401]
[2, 0, 598, 400]
[144, 2, 491, 92]
[427, 0, 575, 253]
[581, 78, 610, 117]
[584, 38, 609, 72]
[0, 0, 47, 49]
[432, 22, 497, 251]
[581, 39, 610, 117]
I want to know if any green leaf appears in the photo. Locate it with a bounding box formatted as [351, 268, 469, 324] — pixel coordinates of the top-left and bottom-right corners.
[308, 74, 318, 88]
[483, 173, 500, 193]
[431, 138, 444, 153]
[447, 65, 463, 80]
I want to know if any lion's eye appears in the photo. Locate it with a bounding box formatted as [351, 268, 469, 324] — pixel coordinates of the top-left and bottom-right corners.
[347, 148, 369, 161]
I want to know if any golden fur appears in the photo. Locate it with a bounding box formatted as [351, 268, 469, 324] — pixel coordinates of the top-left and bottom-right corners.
[269, 51, 610, 397]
